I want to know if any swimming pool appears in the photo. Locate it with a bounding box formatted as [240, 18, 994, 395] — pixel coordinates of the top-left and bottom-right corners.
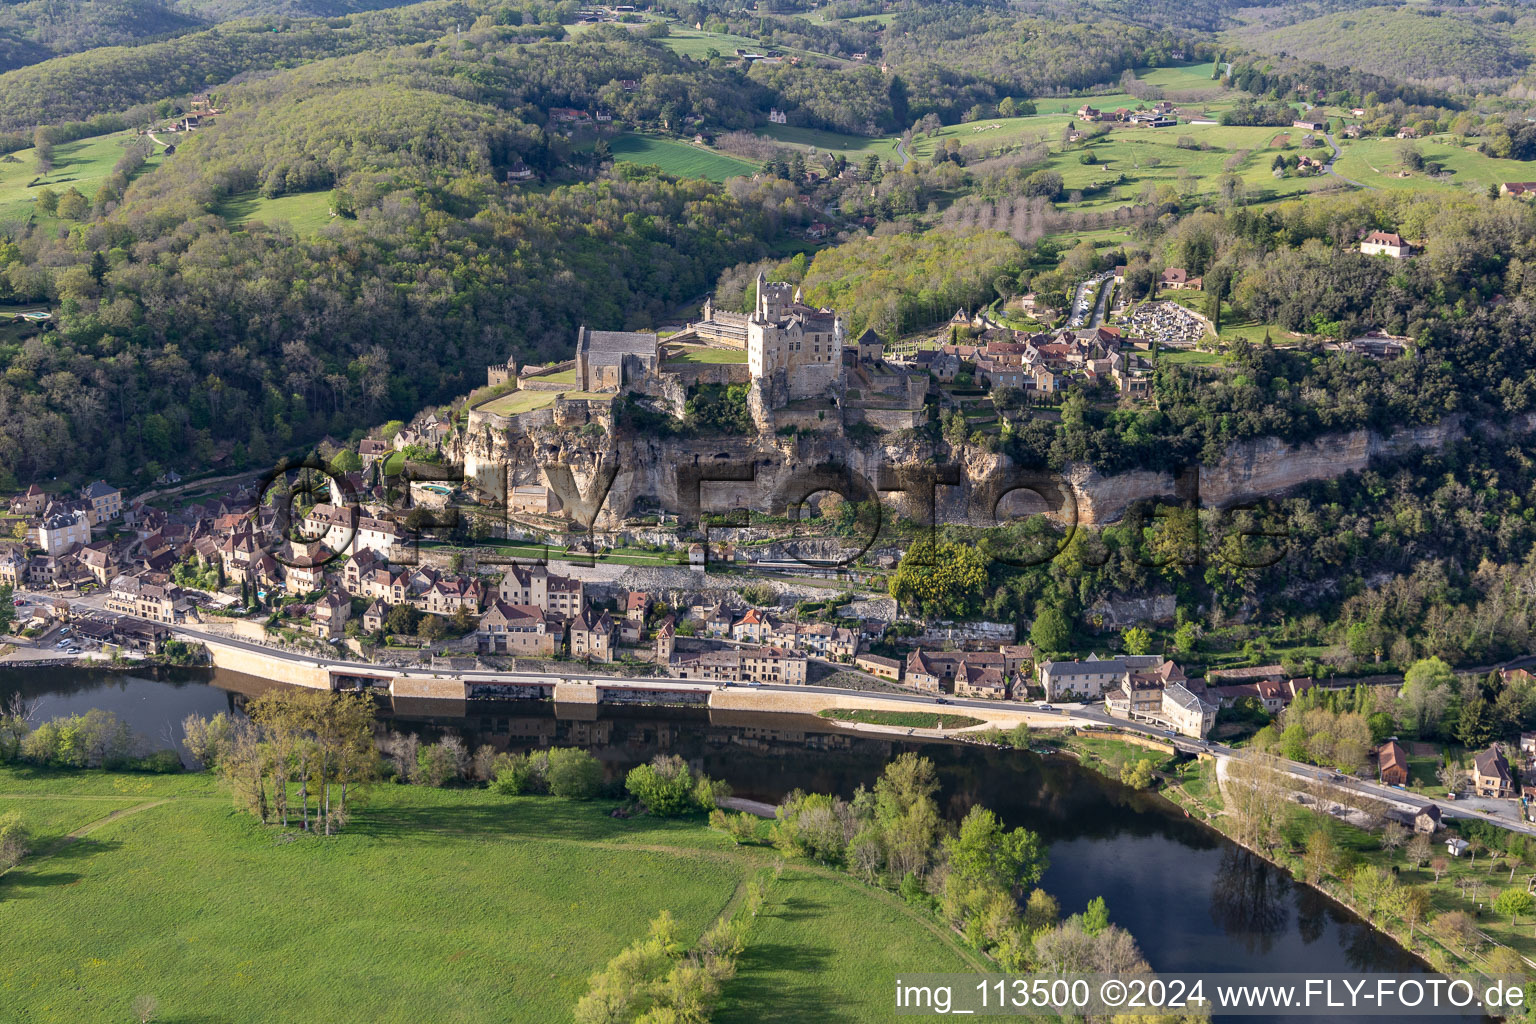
[420, 484, 453, 496]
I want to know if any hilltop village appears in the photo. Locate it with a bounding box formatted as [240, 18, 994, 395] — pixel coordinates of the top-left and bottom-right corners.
[0, 271, 1248, 741]
[0, 267, 1494, 759]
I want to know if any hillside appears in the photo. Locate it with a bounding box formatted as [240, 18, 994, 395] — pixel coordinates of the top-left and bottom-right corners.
[0, 0, 202, 73]
[1234, 6, 1532, 88]
[0, 0, 484, 131]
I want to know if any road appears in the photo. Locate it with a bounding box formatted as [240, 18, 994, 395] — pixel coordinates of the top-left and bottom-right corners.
[1067, 270, 1115, 328]
[15, 589, 1536, 837]
[1321, 132, 1375, 190]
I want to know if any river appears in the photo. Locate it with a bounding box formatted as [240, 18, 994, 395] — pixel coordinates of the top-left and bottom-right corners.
[1, 665, 1477, 1022]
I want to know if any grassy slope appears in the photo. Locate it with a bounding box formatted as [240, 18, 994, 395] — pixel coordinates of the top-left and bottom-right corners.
[756, 123, 902, 161]
[1333, 134, 1536, 193]
[612, 133, 759, 182]
[0, 130, 168, 223]
[480, 389, 559, 415]
[219, 189, 336, 234]
[0, 767, 975, 1023]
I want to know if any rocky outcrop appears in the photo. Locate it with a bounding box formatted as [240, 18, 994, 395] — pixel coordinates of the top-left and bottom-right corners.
[453, 404, 1535, 535]
[1068, 412, 1536, 524]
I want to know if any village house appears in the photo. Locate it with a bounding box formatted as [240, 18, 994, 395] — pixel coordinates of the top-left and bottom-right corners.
[1360, 231, 1412, 259]
[312, 590, 351, 640]
[1159, 267, 1202, 290]
[361, 599, 387, 634]
[668, 645, 808, 685]
[1471, 744, 1516, 799]
[105, 572, 193, 624]
[1378, 739, 1409, 786]
[1102, 659, 1187, 721]
[477, 601, 561, 656]
[76, 541, 117, 586]
[654, 614, 676, 662]
[1161, 682, 1217, 738]
[905, 649, 1016, 698]
[12, 484, 46, 515]
[0, 548, 25, 588]
[415, 576, 485, 617]
[569, 607, 616, 662]
[38, 509, 91, 556]
[1039, 655, 1132, 701]
[954, 660, 1008, 699]
[854, 653, 902, 682]
[81, 481, 122, 524]
[1204, 675, 1314, 713]
[497, 564, 584, 617]
[283, 542, 328, 595]
[358, 438, 391, 465]
[1414, 805, 1441, 834]
[766, 620, 859, 661]
[1500, 182, 1536, 198]
[703, 604, 735, 638]
[1293, 117, 1326, 132]
[731, 607, 770, 644]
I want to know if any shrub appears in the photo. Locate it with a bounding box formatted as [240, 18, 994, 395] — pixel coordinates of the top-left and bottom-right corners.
[0, 810, 29, 869]
[490, 752, 536, 795]
[546, 747, 603, 799]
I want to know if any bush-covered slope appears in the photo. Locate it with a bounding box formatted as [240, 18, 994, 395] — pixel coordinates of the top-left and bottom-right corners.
[1235, 6, 1531, 89]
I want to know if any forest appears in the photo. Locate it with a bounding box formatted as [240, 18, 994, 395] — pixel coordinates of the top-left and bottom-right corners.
[0, 9, 830, 487]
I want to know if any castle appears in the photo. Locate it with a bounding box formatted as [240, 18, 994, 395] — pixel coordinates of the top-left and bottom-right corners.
[746, 272, 844, 403]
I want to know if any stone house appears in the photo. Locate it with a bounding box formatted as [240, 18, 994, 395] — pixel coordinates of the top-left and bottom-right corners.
[1471, 744, 1516, 798]
[570, 607, 616, 663]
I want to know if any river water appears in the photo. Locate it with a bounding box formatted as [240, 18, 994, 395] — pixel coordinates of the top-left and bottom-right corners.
[1, 666, 1478, 1021]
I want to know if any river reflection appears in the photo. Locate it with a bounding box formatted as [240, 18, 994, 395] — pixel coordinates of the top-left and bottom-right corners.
[0, 666, 1479, 1021]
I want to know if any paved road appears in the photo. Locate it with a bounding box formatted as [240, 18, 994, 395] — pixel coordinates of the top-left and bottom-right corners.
[1067, 271, 1115, 328]
[21, 588, 1536, 837]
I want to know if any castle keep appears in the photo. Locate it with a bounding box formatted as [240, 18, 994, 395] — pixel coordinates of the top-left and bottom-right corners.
[746, 272, 844, 403]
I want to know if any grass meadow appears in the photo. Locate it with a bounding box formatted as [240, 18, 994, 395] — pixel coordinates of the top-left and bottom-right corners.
[0, 767, 975, 1022]
[612, 133, 759, 181]
[0, 130, 169, 224]
[218, 189, 336, 234]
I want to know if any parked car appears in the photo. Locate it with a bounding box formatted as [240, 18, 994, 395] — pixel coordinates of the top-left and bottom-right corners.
[935, 698, 950, 705]
[1038, 704, 1054, 712]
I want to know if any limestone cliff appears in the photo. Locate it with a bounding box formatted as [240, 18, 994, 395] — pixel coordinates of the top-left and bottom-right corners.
[452, 410, 1535, 533]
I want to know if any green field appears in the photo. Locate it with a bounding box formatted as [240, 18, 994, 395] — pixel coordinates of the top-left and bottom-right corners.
[0, 130, 169, 224]
[0, 767, 976, 1022]
[664, 344, 748, 364]
[218, 189, 335, 234]
[480, 389, 560, 416]
[611, 133, 759, 181]
[756, 123, 904, 162]
[1331, 134, 1536, 193]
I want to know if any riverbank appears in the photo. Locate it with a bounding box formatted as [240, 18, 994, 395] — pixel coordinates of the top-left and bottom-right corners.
[1038, 730, 1536, 977]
